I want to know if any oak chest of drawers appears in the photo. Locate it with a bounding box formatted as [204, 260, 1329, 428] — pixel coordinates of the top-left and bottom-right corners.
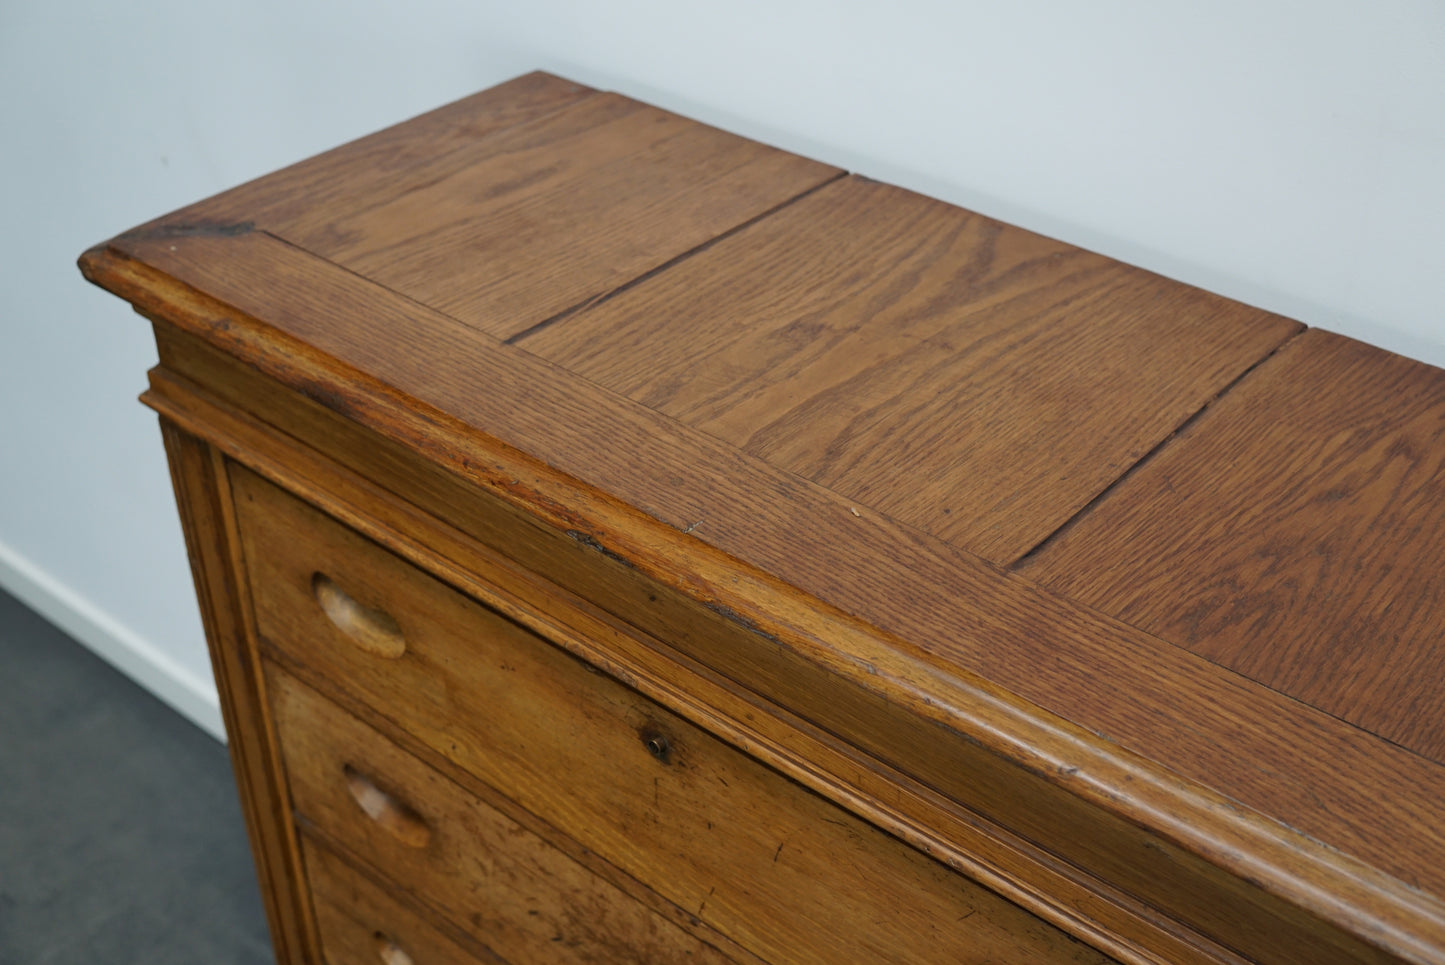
[80, 72, 1445, 964]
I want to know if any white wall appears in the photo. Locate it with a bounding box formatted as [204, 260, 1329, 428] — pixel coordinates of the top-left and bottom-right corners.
[3, 0, 1442, 739]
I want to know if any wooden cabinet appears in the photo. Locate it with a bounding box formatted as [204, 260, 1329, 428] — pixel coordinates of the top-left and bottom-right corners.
[80, 72, 1445, 964]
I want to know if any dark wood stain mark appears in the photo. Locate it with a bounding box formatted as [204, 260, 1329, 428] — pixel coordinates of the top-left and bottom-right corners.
[119, 220, 256, 241]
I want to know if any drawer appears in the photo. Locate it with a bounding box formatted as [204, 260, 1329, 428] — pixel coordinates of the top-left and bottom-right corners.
[234, 464, 1114, 965]
[271, 662, 738, 964]
[303, 839, 502, 965]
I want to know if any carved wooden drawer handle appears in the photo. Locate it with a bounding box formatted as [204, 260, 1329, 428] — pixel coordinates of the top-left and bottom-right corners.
[343, 765, 432, 849]
[312, 573, 407, 658]
[373, 932, 415, 965]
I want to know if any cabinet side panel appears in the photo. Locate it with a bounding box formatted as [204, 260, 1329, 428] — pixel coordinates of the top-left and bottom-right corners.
[159, 419, 319, 965]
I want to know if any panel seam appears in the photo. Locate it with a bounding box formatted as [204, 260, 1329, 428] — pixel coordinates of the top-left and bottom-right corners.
[503, 170, 849, 346]
[1010, 325, 1310, 570]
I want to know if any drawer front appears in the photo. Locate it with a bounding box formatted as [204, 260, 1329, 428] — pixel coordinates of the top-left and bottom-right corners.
[234, 464, 1114, 965]
[303, 840, 502, 965]
[271, 663, 737, 965]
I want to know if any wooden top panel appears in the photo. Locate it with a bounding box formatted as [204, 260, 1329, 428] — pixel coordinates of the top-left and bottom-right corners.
[265, 90, 838, 340]
[78, 73, 1445, 960]
[1020, 329, 1445, 761]
[85, 228, 1445, 894]
[520, 175, 1300, 564]
[175, 72, 597, 232]
[173, 71, 839, 341]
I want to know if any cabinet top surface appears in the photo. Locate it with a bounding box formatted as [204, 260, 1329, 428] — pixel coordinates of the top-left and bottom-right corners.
[81, 71, 1445, 954]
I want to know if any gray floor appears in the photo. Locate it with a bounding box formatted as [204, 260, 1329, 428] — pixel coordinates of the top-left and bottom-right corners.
[0, 587, 273, 965]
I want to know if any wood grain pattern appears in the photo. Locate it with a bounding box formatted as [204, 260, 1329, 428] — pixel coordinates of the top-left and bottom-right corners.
[158, 424, 323, 965]
[82, 235, 1445, 963]
[169, 71, 595, 234]
[77, 72, 1445, 964]
[520, 175, 1301, 563]
[268, 93, 840, 339]
[240, 466, 1115, 965]
[145, 349, 1232, 965]
[303, 841, 505, 965]
[1020, 329, 1445, 761]
[269, 663, 738, 965]
[194, 345, 1428, 965]
[158, 70, 838, 342]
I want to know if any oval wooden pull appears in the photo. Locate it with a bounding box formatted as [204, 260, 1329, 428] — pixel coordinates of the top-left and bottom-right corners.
[312, 573, 407, 658]
[344, 765, 432, 849]
[373, 932, 415, 965]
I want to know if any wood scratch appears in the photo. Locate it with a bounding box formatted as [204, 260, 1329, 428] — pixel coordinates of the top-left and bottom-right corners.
[683, 518, 705, 534]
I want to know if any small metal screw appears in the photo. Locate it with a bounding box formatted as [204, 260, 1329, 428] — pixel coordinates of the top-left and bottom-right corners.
[643, 731, 671, 764]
